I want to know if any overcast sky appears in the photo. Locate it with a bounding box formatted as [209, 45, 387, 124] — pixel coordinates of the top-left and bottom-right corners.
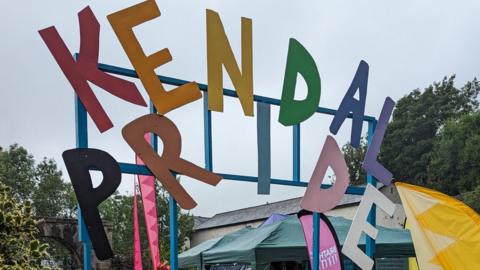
[1, 1, 480, 217]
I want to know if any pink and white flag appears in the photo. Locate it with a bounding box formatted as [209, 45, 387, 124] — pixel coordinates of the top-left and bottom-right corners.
[298, 211, 343, 270]
[136, 134, 161, 268]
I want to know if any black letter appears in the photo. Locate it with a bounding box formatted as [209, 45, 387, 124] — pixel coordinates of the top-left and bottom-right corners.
[63, 148, 121, 260]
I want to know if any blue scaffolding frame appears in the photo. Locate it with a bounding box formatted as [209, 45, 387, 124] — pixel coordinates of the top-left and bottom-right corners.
[74, 62, 378, 269]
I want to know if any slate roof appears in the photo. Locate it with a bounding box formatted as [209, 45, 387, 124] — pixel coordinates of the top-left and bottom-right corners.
[193, 216, 210, 228]
[194, 193, 361, 231]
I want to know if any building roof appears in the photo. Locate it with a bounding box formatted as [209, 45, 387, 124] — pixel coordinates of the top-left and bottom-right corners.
[193, 216, 210, 228]
[194, 193, 362, 231]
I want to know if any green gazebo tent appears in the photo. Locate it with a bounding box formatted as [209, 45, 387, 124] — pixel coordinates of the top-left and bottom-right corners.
[180, 228, 253, 269]
[179, 215, 415, 270]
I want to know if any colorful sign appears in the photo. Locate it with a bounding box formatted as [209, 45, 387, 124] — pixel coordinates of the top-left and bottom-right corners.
[298, 211, 343, 270]
[39, 1, 399, 269]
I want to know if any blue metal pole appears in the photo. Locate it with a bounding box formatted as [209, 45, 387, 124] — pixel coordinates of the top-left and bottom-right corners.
[366, 120, 377, 267]
[293, 124, 300, 182]
[203, 93, 213, 171]
[75, 95, 92, 270]
[115, 163, 367, 194]
[312, 212, 320, 270]
[169, 196, 178, 270]
[75, 95, 88, 148]
[150, 100, 158, 149]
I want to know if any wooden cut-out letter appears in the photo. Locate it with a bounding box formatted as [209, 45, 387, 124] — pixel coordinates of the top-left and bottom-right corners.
[300, 135, 350, 213]
[39, 7, 146, 133]
[278, 38, 321, 126]
[63, 148, 121, 260]
[362, 97, 396, 185]
[108, 0, 201, 115]
[342, 184, 395, 270]
[206, 9, 253, 116]
[122, 114, 222, 210]
[330, 61, 369, 148]
[257, 102, 271, 194]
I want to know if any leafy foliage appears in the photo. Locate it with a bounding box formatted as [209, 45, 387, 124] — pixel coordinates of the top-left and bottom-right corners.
[0, 145, 74, 217]
[33, 159, 74, 217]
[458, 185, 480, 213]
[428, 112, 480, 195]
[0, 181, 49, 269]
[381, 76, 480, 187]
[0, 145, 36, 203]
[341, 138, 367, 185]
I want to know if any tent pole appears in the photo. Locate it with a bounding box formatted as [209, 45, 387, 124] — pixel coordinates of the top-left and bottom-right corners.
[366, 119, 378, 267]
[312, 212, 320, 270]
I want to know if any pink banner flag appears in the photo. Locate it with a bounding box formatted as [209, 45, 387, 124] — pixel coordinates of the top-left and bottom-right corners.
[133, 180, 143, 269]
[136, 134, 161, 268]
[298, 211, 343, 270]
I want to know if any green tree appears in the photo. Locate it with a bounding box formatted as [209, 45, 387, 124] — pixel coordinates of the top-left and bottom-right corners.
[342, 138, 367, 185]
[428, 112, 480, 195]
[0, 144, 72, 218]
[0, 145, 36, 203]
[381, 76, 480, 187]
[0, 181, 49, 269]
[32, 159, 72, 217]
[459, 185, 480, 213]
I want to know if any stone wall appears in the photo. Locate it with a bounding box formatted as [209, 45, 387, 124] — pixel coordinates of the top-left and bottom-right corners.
[37, 217, 113, 270]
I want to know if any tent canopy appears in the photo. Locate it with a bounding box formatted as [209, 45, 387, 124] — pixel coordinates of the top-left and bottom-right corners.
[179, 215, 414, 270]
[179, 237, 221, 268]
[179, 228, 252, 269]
